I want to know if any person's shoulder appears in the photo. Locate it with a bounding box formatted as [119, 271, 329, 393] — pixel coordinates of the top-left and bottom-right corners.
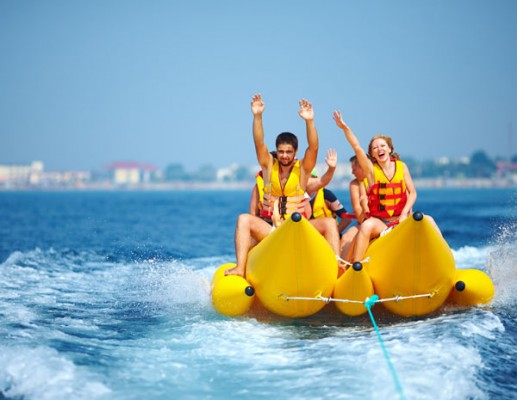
[397, 159, 410, 171]
[349, 178, 359, 188]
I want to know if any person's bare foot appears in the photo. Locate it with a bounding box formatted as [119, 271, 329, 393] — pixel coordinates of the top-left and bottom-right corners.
[224, 264, 245, 277]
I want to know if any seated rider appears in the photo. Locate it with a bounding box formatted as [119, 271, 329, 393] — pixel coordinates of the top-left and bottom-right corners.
[340, 155, 370, 262]
[251, 148, 351, 237]
[225, 94, 340, 277]
[334, 110, 425, 264]
[307, 152, 352, 235]
[310, 187, 351, 234]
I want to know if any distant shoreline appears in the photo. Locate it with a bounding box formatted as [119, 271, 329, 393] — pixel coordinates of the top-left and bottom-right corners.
[0, 177, 515, 192]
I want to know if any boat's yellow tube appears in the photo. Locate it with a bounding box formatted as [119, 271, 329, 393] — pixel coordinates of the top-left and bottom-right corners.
[246, 213, 338, 317]
[333, 262, 374, 316]
[211, 212, 495, 319]
[365, 212, 456, 317]
[448, 268, 495, 307]
[211, 263, 255, 317]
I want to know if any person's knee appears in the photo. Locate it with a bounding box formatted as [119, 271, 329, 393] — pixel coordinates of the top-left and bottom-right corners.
[322, 217, 336, 229]
[236, 213, 252, 229]
[310, 218, 333, 235]
[359, 220, 374, 235]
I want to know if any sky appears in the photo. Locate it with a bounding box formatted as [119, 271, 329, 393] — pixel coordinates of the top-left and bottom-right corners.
[1, 0, 516, 172]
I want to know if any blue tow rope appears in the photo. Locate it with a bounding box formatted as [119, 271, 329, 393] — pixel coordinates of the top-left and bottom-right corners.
[364, 295, 407, 400]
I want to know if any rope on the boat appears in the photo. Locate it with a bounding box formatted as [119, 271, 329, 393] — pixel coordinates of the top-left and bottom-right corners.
[279, 291, 434, 304]
[336, 255, 370, 267]
[365, 295, 407, 400]
[278, 294, 365, 304]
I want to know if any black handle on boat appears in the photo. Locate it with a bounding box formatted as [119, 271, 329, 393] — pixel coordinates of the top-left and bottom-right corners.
[352, 262, 363, 271]
[413, 211, 424, 221]
[291, 212, 302, 222]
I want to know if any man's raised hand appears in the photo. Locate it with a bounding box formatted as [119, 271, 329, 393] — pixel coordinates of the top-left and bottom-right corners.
[298, 99, 314, 121]
[251, 94, 265, 115]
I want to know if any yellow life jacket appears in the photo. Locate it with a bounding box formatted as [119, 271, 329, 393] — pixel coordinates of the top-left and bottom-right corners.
[261, 159, 309, 219]
[311, 188, 334, 219]
[366, 159, 407, 218]
[255, 172, 264, 213]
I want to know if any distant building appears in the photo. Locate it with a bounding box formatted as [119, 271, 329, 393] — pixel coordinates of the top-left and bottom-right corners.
[216, 163, 254, 182]
[497, 161, 517, 184]
[0, 161, 91, 189]
[0, 161, 43, 187]
[106, 161, 158, 185]
[497, 161, 517, 174]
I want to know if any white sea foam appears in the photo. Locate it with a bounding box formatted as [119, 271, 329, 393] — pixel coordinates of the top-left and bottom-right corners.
[452, 245, 490, 270]
[0, 247, 510, 400]
[0, 346, 110, 400]
[487, 242, 517, 307]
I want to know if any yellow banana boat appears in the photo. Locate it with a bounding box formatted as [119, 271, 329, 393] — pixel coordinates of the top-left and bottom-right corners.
[211, 212, 495, 318]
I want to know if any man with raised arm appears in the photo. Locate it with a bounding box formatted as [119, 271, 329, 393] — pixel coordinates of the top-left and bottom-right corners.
[225, 94, 340, 277]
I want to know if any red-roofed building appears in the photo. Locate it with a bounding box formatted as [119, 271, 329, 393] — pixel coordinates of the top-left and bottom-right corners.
[497, 162, 517, 174]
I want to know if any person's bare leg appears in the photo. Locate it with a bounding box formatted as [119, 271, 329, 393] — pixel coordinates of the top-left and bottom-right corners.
[340, 225, 358, 260]
[352, 218, 386, 262]
[225, 214, 271, 277]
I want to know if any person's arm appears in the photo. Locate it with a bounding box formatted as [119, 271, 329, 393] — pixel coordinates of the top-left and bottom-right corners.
[359, 181, 369, 218]
[299, 99, 318, 180]
[324, 189, 352, 232]
[251, 94, 272, 170]
[350, 179, 368, 223]
[249, 184, 259, 216]
[333, 111, 373, 184]
[337, 216, 352, 233]
[305, 149, 337, 194]
[399, 162, 417, 222]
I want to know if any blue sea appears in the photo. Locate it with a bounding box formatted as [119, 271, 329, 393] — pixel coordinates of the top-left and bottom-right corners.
[0, 188, 515, 400]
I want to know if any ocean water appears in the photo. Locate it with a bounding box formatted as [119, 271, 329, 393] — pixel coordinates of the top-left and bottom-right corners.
[0, 188, 515, 400]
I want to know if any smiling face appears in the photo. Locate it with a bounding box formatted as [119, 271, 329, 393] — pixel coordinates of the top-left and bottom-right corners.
[368, 135, 394, 163]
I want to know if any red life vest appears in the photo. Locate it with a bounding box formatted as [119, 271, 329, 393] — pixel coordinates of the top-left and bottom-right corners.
[366, 159, 407, 219]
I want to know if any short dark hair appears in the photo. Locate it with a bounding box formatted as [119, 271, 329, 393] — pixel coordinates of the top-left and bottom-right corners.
[276, 132, 298, 150]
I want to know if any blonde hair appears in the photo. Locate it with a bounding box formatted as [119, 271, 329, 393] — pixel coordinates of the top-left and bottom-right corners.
[368, 135, 400, 160]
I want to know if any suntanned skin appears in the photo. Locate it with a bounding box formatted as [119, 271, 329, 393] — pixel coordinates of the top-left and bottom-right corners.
[333, 111, 417, 262]
[340, 158, 369, 261]
[251, 148, 341, 217]
[225, 95, 340, 277]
